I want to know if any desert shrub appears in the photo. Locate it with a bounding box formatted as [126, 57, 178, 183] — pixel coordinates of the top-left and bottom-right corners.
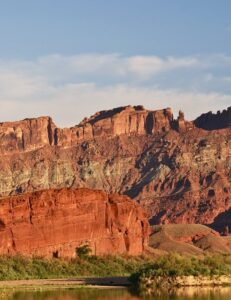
[130, 253, 231, 289]
[76, 244, 92, 259]
[0, 254, 149, 280]
[0, 253, 229, 282]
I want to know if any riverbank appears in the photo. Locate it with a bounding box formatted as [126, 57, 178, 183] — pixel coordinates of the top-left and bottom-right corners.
[0, 277, 131, 289]
[131, 253, 231, 294]
[139, 274, 231, 291]
[1, 253, 231, 293]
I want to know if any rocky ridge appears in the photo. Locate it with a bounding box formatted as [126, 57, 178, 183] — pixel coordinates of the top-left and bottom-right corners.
[0, 105, 176, 153]
[0, 105, 230, 232]
[194, 107, 231, 130]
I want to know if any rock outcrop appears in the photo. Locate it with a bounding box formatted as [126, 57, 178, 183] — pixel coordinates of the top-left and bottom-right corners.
[0, 188, 149, 257]
[194, 107, 231, 130]
[0, 116, 55, 154]
[0, 105, 230, 233]
[0, 106, 175, 153]
[55, 106, 175, 147]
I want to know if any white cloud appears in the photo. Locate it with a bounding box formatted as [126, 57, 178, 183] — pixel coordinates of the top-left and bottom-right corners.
[0, 53, 230, 126]
[127, 56, 198, 77]
[1, 83, 230, 127]
[222, 76, 231, 82]
[0, 71, 51, 99]
[0, 53, 200, 82]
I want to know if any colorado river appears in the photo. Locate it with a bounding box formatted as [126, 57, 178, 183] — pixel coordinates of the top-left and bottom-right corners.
[3, 286, 231, 299]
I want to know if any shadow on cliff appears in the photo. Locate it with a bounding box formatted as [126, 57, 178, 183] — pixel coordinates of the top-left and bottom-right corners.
[207, 208, 231, 234]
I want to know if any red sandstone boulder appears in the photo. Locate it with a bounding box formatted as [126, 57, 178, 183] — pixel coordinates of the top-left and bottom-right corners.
[0, 188, 149, 258]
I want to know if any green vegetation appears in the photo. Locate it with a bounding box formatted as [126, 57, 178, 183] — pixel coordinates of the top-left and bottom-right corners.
[130, 253, 231, 293]
[0, 255, 148, 280]
[76, 244, 92, 259]
[133, 253, 231, 278]
[0, 252, 231, 288]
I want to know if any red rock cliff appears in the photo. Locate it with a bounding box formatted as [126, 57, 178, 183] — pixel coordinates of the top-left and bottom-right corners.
[0, 105, 230, 234]
[0, 116, 55, 154]
[0, 106, 175, 153]
[0, 188, 149, 258]
[55, 105, 175, 147]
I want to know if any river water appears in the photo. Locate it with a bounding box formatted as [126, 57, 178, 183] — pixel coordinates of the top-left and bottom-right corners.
[3, 287, 231, 300]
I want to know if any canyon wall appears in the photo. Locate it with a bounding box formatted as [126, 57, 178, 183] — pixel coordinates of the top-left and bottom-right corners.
[0, 106, 176, 153]
[0, 105, 230, 233]
[0, 188, 149, 257]
[0, 116, 55, 154]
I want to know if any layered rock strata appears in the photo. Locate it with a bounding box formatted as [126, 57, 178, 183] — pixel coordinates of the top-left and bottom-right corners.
[0, 106, 175, 153]
[0, 188, 149, 257]
[0, 105, 230, 233]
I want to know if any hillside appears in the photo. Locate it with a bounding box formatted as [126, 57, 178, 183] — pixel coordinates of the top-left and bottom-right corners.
[150, 224, 231, 255]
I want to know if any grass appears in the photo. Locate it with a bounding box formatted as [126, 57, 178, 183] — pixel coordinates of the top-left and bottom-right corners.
[131, 253, 231, 285]
[130, 253, 231, 294]
[1, 252, 231, 285]
[0, 255, 149, 281]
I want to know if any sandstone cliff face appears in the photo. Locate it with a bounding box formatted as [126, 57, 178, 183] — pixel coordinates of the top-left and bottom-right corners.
[55, 106, 174, 147]
[0, 106, 230, 233]
[0, 117, 55, 154]
[0, 188, 149, 257]
[0, 106, 175, 152]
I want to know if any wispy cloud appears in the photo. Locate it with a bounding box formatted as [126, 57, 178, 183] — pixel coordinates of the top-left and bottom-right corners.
[0, 54, 200, 82]
[0, 53, 230, 126]
[126, 56, 199, 78]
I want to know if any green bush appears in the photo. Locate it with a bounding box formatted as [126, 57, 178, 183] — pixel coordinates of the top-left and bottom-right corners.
[0, 255, 149, 280]
[76, 244, 92, 259]
[0, 253, 229, 283]
[130, 253, 231, 287]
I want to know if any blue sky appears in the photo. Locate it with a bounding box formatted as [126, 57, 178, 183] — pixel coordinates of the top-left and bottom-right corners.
[0, 0, 230, 126]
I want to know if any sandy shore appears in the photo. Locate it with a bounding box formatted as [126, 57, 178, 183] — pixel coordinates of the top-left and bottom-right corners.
[0, 277, 131, 289]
